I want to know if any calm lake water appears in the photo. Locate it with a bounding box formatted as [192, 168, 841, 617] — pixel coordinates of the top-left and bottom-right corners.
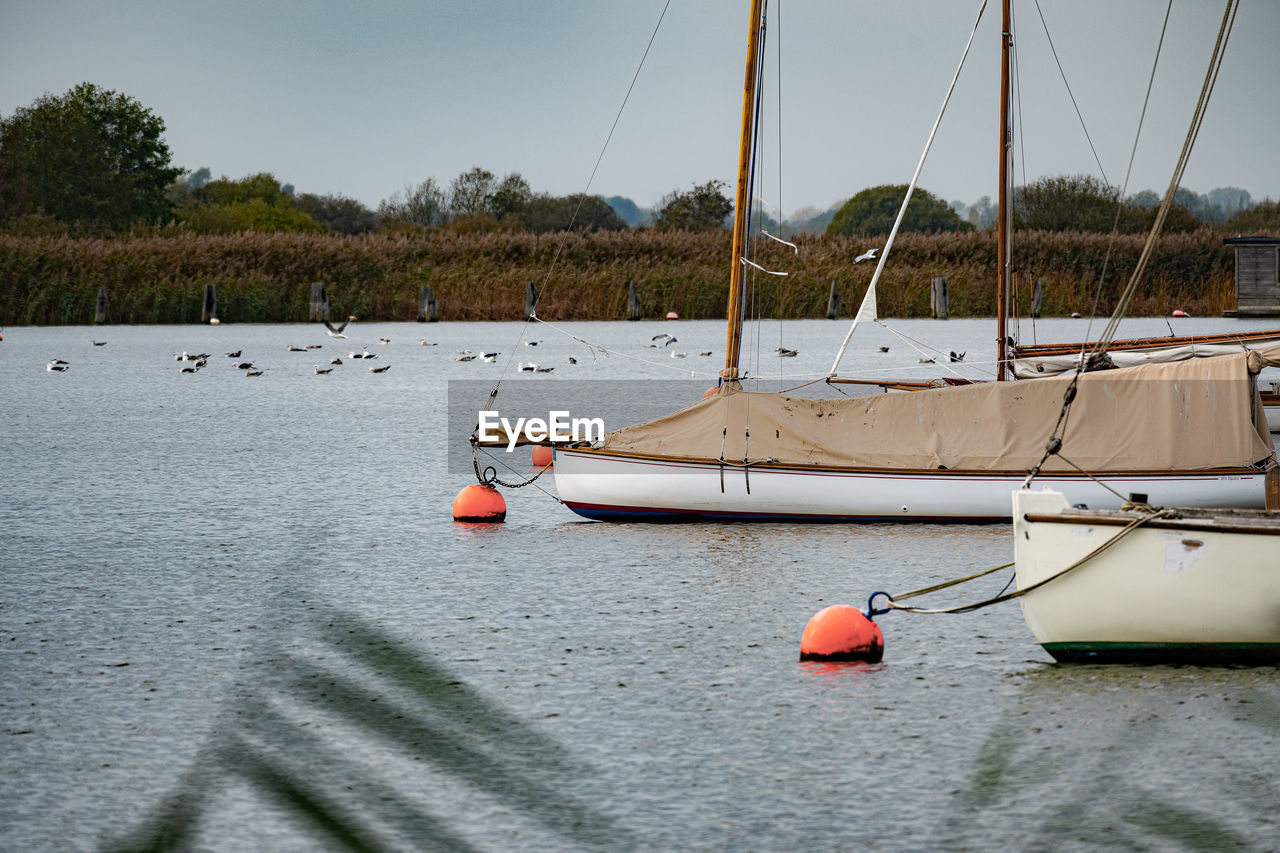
[2, 317, 1279, 851]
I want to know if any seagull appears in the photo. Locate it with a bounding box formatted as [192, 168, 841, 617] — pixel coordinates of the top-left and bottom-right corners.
[918, 357, 935, 364]
[180, 364, 199, 373]
[233, 361, 253, 370]
[288, 345, 307, 352]
[518, 362, 536, 372]
[775, 347, 798, 358]
[534, 366, 554, 373]
[323, 318, 349, 339]
[456, 354, 476, 362]
[192, 358, 208, 368]
[878, 346, 890, 353]
[225, 350, 241, 358]
[174, 351, 189, 361]
[91, 340, 106, 346]
[525, 340, 540, 346]
[567, 357, 577, 364]
[663, 337, 678, 347]
[330, 357, 342, 365]
[46, 362, 70, 372]
[652, 333, 673, 342]
[378, 337, 391, 344]
[671, 351, 687, 359]
[482, 353, 499, 363]
[305, 344, 322, 350]
[369, 364, 391, 373]
[244, 368, 263, 376]
[49, 358, 70, 365]
[949, 351, 965, 363]
[854, 247, 879, 263]
[699, 351, 712, 357]
[314, 364, 333, 374]
[419, 339, 437, 346]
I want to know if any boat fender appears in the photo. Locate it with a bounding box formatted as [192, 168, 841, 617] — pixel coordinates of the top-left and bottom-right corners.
[799, 604, 884, 663]
[452, 483, 507, 523]
[531, 444, 553, 468]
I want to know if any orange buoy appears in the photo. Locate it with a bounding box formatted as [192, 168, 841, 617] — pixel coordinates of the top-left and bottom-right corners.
[799, 604, 884, 663]
[1172, 309, 1188, 317]
[452, 483, 507, 523]
[666, 311, 679, 319]
[531, 444, 553, 468]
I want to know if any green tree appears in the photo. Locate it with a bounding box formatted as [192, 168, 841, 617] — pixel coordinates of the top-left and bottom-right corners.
[176, 172, 324, 234]
[378, 178, 447, 228]
[520, 193, 628, 233]
[0, 82, 182, 231]
[827, 185, 971, 237]
[449, 167, 495, 219]
[1013, 174, 1121, 232]
[297, 192, 377, 235]
[654, 179, 732, 232]
[489, 172, 532, 220]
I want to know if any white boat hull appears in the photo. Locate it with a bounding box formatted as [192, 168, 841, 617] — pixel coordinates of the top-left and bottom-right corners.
[1012, 488, 1280, 663]
[553, 449, 1272, 522]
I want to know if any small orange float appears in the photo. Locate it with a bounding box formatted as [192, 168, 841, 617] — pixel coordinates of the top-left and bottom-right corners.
[452, 483, 507, 523]
[799, 604, 884, 663]
[531, 444, 553, 468]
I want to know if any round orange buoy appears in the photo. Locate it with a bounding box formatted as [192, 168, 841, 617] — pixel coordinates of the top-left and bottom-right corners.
[1172, 309, 1188, 317]
[666, 311, 679, 319]
[799, 604, 884, 663]
[452, 483, 507, 523]
[531, 444, 553, 468]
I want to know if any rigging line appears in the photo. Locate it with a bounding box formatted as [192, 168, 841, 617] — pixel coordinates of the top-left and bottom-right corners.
[529, 316, 719, 378]
[829, 0, 988, 377]
[486, 0, 675, 403]
[1083, 0, 1173, 349]
[1095, 0, 1238, 353]
[877, 321, 999, 380]
[1031, 0, 1109, 185]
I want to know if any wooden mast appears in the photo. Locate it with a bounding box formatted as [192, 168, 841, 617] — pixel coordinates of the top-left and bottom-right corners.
[723, 0, 765, 381]
[995, 0, 1012, 381]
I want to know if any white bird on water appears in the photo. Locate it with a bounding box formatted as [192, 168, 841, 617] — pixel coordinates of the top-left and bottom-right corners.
[854, 247, 879, 263]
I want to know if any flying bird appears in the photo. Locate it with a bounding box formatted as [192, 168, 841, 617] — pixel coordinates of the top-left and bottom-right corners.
[854, 247, 879, 263]
[323, 318, 349, 339]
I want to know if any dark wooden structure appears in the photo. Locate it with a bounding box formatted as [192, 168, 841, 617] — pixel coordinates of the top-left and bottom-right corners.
[1224, 237, 1280, 317]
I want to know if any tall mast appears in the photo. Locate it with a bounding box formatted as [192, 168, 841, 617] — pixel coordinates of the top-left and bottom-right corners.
[723, 0, 765, 381]
[995, 0, 1012, 381]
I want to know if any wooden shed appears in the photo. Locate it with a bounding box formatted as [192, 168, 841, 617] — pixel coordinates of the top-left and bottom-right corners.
[1224, 236, 1280, 316]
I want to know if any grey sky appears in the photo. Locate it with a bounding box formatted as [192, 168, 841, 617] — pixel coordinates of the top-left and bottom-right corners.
[2, 1, 1277, 216]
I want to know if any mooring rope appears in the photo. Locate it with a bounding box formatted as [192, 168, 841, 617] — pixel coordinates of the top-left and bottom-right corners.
[866, 505, 1176, 617]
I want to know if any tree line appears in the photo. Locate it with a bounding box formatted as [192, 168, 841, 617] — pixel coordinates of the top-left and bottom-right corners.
[1, 82, 1276, 239]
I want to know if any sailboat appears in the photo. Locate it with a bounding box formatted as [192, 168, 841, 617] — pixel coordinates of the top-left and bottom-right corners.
[550, 0, 1279, 522]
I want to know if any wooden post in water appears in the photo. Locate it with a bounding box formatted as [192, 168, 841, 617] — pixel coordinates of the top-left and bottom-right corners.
[1032, 279, 1044, 318]
[418, 285, 439, 322]
[309, 282, 329, 322]
[627, 281, 642, 320]
[931, 277, 949, 319]
[525, 281, 538, 320]
[200, 283, 217, 324]
[94, 288, 108, 324]
[826, 280, 841, 319]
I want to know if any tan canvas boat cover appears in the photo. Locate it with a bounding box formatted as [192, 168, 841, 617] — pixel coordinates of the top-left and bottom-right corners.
[599, 347, 1280, 472]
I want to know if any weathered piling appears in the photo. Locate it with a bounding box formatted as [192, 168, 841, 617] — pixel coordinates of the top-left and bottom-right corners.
[309, 282, 330, 322]
[200, 283, 217, 324]
[627, 281, 642, 321]
[525, 281, 538, 320]
[931, 277, 949, 319]
[1032, 279, 1044, 318]
[826, 280, 841, 319]
[418, 285, 439, 322]
[94, 287, 107, 324]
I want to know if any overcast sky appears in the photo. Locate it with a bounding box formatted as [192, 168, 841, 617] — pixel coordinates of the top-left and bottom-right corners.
[3, 1, 1277, 216]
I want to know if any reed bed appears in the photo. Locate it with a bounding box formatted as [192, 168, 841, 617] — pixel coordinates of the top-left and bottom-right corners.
[0, 227, 1266, 325]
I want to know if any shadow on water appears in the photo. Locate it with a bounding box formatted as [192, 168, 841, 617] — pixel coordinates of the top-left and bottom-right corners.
[940, 662, 1280, 852]
[107, 607, 636, 852]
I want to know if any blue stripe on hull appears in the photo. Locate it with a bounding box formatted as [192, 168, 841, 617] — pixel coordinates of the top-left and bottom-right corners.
[563, 502, 1003, 524]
